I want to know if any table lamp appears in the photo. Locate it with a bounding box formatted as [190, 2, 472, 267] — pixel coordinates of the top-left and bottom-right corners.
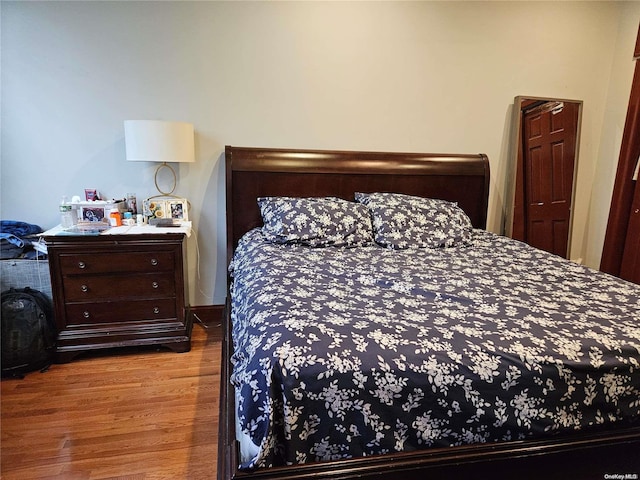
[124, 120, 195, 197]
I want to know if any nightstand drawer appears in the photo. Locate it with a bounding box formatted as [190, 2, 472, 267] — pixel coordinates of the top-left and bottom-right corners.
[64, 298, 177, 325]
[59, 251, 175, 275]
[63, 273, 176, 301]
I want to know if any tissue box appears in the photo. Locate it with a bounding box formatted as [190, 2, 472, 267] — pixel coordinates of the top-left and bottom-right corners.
[78, 201, 126, 223]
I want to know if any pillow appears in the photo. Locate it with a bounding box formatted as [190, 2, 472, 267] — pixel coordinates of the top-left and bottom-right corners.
[258, 196, 373, 247]
[354, 192, 472, 249]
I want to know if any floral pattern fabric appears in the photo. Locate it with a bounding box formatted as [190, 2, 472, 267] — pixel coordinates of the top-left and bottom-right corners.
[258, 196, 373, 247]
[229, 228, 640, 470]
[354, 192, 473, 249]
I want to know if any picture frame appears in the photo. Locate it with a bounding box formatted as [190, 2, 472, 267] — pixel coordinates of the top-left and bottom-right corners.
[168, 199, 188, 221]
[143, 199, 168, 220]
[143, 198, 189, 222]
[81, 206, 106, 223]
[79, 201, 125, 224]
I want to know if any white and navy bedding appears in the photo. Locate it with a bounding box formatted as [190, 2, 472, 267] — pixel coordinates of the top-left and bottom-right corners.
[229, 195, 640, 470]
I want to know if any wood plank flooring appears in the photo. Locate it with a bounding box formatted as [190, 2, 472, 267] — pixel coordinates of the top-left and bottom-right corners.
[1, 323, 221, 480]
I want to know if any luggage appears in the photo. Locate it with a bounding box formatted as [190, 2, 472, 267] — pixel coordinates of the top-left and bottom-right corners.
[1, 287, 56, 378]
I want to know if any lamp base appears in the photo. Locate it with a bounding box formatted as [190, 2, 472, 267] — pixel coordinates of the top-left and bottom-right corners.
[147, 164, 190, 217]
[154, 162, 178, 196]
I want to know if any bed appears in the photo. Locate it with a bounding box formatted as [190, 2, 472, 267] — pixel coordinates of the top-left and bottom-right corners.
[218, 146, 640, 480]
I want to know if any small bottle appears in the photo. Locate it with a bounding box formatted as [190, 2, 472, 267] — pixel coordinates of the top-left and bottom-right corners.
[60, 196, 74, 228]
[109, 209, 122, 226]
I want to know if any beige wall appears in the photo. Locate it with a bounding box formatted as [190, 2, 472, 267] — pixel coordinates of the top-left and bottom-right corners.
[2, 1, 639, 305]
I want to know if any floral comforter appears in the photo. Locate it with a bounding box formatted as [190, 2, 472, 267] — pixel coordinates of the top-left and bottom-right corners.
[229, 228, 640, 469]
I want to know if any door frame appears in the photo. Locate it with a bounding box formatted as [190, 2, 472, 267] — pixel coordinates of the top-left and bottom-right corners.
[600, 23, 640, 279]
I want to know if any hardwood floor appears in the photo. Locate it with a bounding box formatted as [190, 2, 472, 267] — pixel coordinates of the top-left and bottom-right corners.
[1, 322, 221, 480]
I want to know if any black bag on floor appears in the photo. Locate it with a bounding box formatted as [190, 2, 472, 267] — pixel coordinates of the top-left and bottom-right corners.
[1, 287, 56, 378]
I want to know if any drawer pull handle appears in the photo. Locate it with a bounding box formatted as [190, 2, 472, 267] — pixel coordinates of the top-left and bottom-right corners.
[153, 307, 160, 314]
[83, 311, 90, 318]
[81, 285, 89, 292]
[78, 261, 86, 269]
[152, 281, 159, 289]
[150, 258, 158, 266]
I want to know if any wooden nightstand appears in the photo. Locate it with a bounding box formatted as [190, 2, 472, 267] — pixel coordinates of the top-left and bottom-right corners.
[45, 230, 192, 362]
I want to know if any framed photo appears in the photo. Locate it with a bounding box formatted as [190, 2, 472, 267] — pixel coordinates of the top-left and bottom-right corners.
[81, 206, 105, 223]
[168, 200, 188, 221]
[143, 199, 168, 220]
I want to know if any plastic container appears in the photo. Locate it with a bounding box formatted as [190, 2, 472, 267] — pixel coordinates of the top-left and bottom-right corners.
[109, 209, 122, 226]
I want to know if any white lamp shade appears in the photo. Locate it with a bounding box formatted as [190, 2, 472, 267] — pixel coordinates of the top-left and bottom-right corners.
[124, 120, 195, 163]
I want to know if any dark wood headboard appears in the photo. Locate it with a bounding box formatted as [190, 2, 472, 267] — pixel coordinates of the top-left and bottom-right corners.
[225, 146, 490, 262]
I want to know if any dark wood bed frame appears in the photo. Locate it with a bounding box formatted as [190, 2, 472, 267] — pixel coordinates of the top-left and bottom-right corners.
[219, 146, 640, 480]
